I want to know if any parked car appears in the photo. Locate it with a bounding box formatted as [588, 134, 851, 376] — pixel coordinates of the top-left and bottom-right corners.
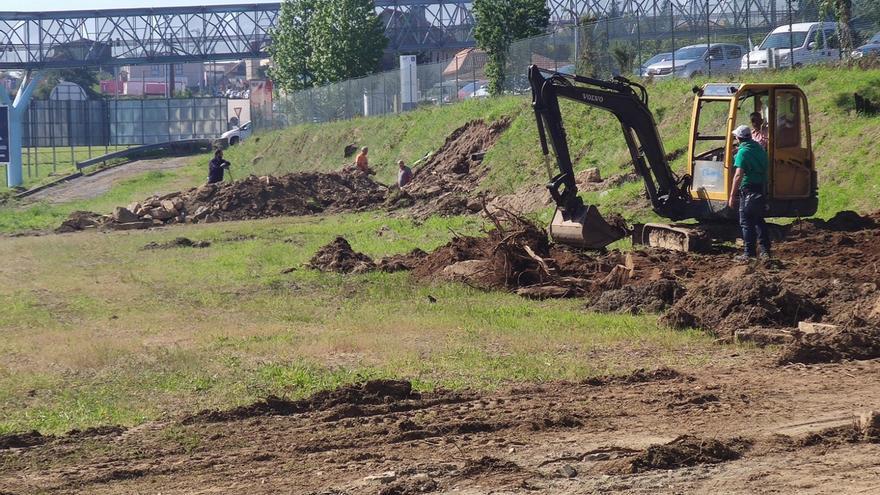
[635, 52, 672, 77]
[741, 22, 840, 70]
[852, 32, 880, 58]
[458, 80, 488, 99]
[221, 121, 252, 146]
[645, 43, 745, 78]
[471, 84, 490, 98]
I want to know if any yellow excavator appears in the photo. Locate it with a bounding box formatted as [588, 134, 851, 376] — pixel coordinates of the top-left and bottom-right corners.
[528, 65, 818, 251]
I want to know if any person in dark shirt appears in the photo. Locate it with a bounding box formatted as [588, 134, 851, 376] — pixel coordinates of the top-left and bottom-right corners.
[208, 149, 231, 184]
[397, 160, 413, 187]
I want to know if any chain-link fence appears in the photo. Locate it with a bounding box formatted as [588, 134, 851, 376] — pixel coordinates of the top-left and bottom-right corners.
[2, 97, 229, 188]
[274, 3, 878, 127]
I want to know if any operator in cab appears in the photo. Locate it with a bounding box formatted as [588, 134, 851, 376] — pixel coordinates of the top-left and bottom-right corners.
[728, 125, 770, 262]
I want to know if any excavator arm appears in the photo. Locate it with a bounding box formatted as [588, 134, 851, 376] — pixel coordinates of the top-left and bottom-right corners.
[529, 65, 693, 247]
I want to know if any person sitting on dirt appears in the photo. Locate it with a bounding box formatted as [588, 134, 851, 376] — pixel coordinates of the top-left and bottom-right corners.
[397, 160, 413, 188]
[208, 149, 231, 184]
[355, 147, 374, 175]
[750, 112, 768, 149]
[728, 125, 770, 262]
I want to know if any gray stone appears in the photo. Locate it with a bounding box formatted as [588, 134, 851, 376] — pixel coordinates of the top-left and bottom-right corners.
[112, 207, 140, 223]
[363, 471, 396, 483]
[557, 464, 577, 478]
[150, 207, 177, 221]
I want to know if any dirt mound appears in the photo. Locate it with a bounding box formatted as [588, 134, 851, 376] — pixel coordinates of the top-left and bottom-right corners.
[142, 237, 210, 250]
[308, 237, 375, 274]
[629, 435, 746, 473]
[56, 211, 104, 233]
[589, 279, 686, 314]
[397, 118, 511, 219]
[777, 326, 880, 364]
[0, 430, 48, 450]
[661, 272, 823, 336]
[458, 456, 521, 477]
[788, 210, 878, 237]
[185, 379, 417, 424]
[376, 249, 428, 273]
[411, 211, 552, 290]
[57, 170, 388, 233]
[583, 367, 682, 386]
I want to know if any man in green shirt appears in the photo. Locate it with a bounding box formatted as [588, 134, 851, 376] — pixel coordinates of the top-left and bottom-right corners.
[728, 125, 770, 261]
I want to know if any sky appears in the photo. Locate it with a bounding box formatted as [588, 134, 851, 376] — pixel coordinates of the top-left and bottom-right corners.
[11, 0, 278, 12]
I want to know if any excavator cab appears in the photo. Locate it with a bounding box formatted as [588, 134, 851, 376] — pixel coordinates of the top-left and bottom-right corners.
[688, 83, 817, 217]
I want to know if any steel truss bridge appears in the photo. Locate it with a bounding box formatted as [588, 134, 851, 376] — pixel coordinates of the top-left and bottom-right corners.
[0, 0, 804, 70]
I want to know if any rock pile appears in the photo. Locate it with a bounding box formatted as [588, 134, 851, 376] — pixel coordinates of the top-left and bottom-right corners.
[56, 171, 387, 233]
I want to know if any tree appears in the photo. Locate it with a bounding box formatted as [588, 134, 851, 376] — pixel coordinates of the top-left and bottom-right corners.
[269, 0, 386, 92]
[269, 0, 317, 92]
[610, 42, 637, 75]
[33, 69, 102, 99]
[820, 0, 854, 55]
[473, 0, 549, 96]
[307, 0, 387, 85]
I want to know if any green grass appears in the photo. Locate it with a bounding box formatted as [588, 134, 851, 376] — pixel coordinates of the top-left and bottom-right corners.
[0, 213, 718, 434]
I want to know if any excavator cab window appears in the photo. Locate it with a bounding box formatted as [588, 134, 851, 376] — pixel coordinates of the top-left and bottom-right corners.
[691, 99, 730, 195]
[772, 90, 812, 198]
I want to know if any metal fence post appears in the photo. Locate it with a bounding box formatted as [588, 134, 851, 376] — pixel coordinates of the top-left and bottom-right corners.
[671, 1, 677, 72]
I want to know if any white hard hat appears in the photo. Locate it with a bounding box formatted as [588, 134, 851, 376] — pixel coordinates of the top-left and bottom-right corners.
[732, 125, 752, 140]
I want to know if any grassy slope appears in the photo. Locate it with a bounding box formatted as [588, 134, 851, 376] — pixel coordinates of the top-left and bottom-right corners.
[1, 66, 877, 233]
[226, 66, 880, 220]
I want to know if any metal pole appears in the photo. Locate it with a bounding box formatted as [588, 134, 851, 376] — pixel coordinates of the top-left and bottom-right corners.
[746, 0, 751, 67]
[706, 0, 711, 76]
[637, 12, 642, 74]
[1, 71, 43, 187]
[86, 98, 92, 160]
[67, 99, 73, 167]
[671, 2, 676, 73]
[788, 0, 794, 69]
[50, 100, 56, 172]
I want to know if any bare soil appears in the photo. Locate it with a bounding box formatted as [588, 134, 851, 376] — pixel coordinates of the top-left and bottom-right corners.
[398, 210, 880, 365]
[3, 357, 880, 494]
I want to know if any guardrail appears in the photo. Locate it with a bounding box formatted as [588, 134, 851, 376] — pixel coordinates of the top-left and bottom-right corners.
[75, 138, 221, 170]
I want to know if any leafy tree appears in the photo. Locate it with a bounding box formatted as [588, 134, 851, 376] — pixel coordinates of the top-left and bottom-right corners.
[575, 17, 601, 77]
[269, 0, 386, 91]
[473, 0, 549, 95]
[610, 41, 637, 75]
[269, 0, 317, 92]
[33, 69, 102, 99]
[307, 0, 387, 85]
[821, 0, 854, 54]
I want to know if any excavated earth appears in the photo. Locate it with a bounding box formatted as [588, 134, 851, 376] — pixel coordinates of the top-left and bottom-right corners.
[306, 209, 880, 365]
[56, 118, 514, 233]
[3, 360, 880, 494]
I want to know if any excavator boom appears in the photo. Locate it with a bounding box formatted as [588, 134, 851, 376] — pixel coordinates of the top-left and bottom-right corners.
[529, 65, 694, 248]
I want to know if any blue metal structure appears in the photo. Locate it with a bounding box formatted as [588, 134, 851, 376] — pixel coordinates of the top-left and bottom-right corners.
[0, 1, 800, 70]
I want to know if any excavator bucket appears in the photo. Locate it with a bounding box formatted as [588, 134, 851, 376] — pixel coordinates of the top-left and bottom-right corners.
[549, 204, 627, 249]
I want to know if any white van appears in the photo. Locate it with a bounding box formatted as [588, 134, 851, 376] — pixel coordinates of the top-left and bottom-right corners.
[741, 22, 840, 70]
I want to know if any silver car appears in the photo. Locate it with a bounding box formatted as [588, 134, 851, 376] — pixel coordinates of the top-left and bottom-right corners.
[646, 43, 745, 78]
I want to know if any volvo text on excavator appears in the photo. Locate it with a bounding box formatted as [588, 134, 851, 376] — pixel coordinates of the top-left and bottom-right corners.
[528, 64, 818, 251]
